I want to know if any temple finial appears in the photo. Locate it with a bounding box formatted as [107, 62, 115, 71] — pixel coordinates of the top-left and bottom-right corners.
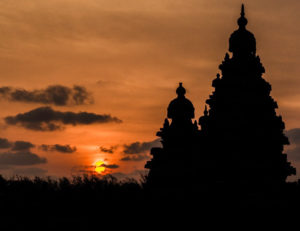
[176, 82, 186, 97]
[241, 4, 245, 17]
[238, 4, 248, 28]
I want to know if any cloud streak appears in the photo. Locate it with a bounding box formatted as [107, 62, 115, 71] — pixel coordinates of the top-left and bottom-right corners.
[0, 85, 93, 106]
[120, 139, 161, 162]
[103, 164, 119, 169]
[0, 139, 35, 151]
[0, 138, 11, 149]
[0, 151, 47, 166]
[12, 141, 35, 151]
[0, 138, 47, 167]
[13, 167, 48, 177]
[40, 144, 77, 153]
[71, 162, 119, 175]
[123, 139, 161, 154]
[285, 128, 300, 162]
[5, 106, 122, 131]
[99, 145, 118, 154]
[120, 155, 149, 162]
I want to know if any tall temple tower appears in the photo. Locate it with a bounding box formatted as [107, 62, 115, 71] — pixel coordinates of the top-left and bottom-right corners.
[199, 5, 296, 188]
[145, 5, 296, 193]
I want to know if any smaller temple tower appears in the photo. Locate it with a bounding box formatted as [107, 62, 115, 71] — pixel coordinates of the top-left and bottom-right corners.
[145, 83, 199, 189]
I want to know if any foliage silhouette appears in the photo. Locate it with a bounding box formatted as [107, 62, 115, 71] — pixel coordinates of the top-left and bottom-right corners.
[0, 174, 300, 214]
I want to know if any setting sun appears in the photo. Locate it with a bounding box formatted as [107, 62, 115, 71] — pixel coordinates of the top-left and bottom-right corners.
[94, 160, 106, 174]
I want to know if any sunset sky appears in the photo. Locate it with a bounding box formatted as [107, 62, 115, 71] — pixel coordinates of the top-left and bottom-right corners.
[0, 0, 299, 180]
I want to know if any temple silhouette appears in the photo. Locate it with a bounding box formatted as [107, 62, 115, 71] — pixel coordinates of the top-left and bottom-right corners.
[145, 5, 296, 193]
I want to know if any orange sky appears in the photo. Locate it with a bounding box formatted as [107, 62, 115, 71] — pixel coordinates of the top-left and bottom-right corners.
[0, 0, 299, 180]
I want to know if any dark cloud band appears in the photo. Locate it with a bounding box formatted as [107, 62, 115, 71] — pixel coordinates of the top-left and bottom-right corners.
[120, 155, 149, 162]
[0, 138, 46, 167]
[99, 145, 118, 154]
[5, 106, 122, 131]
[40, 144, 77, 153]
[12, 141, 35, 151]
[0, 139, 35, 151]
[13, 167, 48, 177]
[285, 128, 300, 162]
[0, 85, 93, 106]
[0, 151, 47, 166]
[0, 138, 11, 149]
[123, 139, 161, 155]
[120, 139, 161, 162]
[103, 164, 119, 169]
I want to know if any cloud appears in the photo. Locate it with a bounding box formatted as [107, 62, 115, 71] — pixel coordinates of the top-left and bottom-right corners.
[120, 155, 150, 162]
[0, 138, 46, 168]
[0, 138, 35, 151]
[13, 167, 48, 177]
[103, 164, 119, 169]
[71, 163, 119, 175]
[71, 165, 94, 175]
[0, 139, 35, 151]
[286, 146, 300, 161]
[285, 128, 300, 162]
[12, 141, 35, 151]
[120, 139, 160, 162]
[99, 145, 118, 154]
[40, 144, 77, 153]
[5, 106, 122, 131]
[0, 85, 93, 106]
[0, 151, 47, 166]
[0, 138, 12, 149]
[123, 139, 161, 155]
[284, 128, 300, 180]
[285, 128, 300, 144]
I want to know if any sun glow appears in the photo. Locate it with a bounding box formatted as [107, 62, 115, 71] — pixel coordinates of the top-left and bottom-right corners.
[94, 160, 106, 174]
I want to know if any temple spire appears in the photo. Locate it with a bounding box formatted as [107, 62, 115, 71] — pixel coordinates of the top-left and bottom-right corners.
[241, 4, 245, 17]
[176, 82, 186, 98]
[229, 4, 255, 56]
[238, 4, 248, 28]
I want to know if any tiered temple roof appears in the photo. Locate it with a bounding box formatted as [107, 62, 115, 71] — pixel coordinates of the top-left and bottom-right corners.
[145, 5, 296, 192]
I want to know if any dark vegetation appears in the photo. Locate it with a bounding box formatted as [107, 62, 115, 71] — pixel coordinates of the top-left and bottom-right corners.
[1, 174, 300, 213]
[0, 175, 145, 214]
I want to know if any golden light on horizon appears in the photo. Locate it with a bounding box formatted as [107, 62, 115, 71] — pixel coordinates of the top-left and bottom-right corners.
[94, 160, 106, 174]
